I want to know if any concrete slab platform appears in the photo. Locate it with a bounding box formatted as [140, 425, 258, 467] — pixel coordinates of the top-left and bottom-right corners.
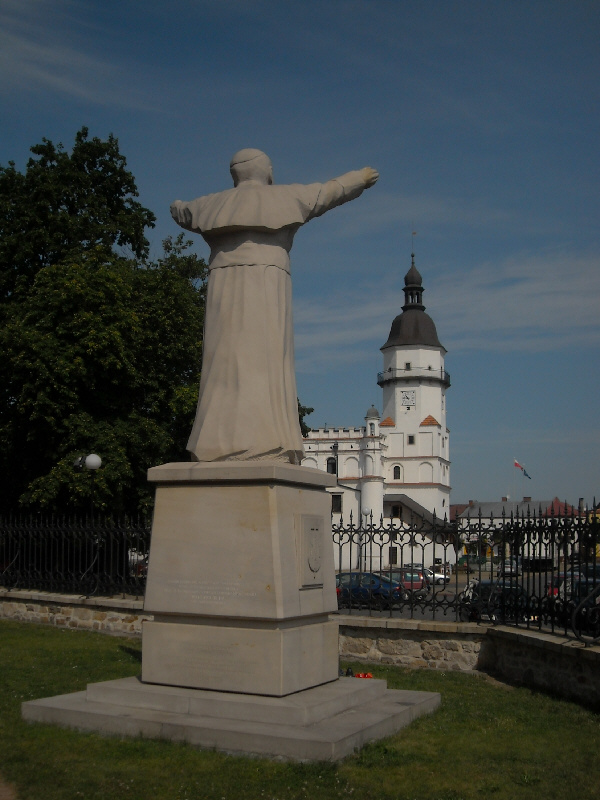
[22, 677, 440, 761]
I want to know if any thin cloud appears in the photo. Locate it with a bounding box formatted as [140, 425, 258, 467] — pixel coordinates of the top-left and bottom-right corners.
[431, 249, 600, 351]
[306, 190, 539, 243]
[0, 0, 156, 109]
[294, 247, 600, 370]
[455, 430, 600, 448]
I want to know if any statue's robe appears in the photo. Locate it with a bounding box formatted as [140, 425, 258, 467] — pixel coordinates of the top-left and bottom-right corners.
[170, 171, 369, 463]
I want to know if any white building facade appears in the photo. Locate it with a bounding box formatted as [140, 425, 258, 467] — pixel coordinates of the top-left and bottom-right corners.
[302, 256, 451, 530]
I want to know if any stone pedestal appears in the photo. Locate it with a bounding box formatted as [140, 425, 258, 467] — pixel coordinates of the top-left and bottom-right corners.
[21, 460, 442, 760]
[22, 676, 440, 761]
[142, 461, 339, 696]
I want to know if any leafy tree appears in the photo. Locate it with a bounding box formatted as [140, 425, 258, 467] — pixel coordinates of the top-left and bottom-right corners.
[0, 239, 207, 514]
[0, 128, 312, 514]
[0, 127, 155, 303]
[298, 399, 314, 437]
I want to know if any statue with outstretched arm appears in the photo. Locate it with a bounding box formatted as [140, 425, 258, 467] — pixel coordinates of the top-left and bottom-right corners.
[171, 149, 379, 464]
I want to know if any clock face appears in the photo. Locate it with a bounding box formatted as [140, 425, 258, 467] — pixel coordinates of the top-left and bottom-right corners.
[401, 390, 416, 406]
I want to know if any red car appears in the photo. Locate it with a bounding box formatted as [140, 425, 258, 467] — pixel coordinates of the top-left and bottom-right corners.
[376, 568, 429, 599]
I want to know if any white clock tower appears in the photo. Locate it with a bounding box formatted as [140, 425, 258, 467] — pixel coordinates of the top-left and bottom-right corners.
[377, 255, 451, 515]
[303, 254, 451, 527]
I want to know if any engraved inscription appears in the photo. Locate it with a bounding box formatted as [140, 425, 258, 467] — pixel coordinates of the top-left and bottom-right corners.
[163, 577, 257, 604]
[179, 642, 251, 676]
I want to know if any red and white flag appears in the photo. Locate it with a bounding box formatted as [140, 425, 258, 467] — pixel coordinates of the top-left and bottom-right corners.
[514, 459, 532, 479]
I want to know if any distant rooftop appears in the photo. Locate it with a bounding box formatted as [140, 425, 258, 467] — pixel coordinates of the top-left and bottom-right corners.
[457, 497, 581, 519]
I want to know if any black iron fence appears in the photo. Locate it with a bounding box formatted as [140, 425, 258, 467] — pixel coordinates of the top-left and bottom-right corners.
[0, 515, 150, 598]
[2, 507, 599, 643]
[333, 507, 600, 644]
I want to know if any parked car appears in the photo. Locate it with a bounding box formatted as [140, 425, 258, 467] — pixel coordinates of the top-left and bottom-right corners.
[570, 578, 600, 638]
[546, 575, 600, 633]
[128, 549, 148, 577]
[402, 563, 431, 589]
[581, 563, 600, 582]
[336, 571, 408, 609]
[546, 572, 582, 599]
[430, 562, 453, 577]
[459, 579, 530, 623]
[497, 559, 520, 578]
[375, 568, 429, 599]
[541, 571, 600, 632]
[423, 567, 450, 586]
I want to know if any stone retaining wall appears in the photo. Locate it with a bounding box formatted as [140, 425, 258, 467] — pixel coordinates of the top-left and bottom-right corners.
[338, 616, 486, 672]
[479, 626, 600, 710]
[338, 614, 600, 710]
[0, 590, 150, 635]
[3, 593, 600, 708]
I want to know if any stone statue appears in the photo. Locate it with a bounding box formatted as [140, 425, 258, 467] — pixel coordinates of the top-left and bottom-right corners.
[171, 149, 379, 464]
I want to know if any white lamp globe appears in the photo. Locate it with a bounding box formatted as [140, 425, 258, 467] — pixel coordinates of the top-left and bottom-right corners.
[85, 454, 102, 470]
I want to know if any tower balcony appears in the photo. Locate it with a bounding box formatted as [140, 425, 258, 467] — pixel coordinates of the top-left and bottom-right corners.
[377, 367, 451, 388]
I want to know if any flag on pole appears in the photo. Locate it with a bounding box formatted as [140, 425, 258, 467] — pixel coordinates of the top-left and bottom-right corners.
[514, 459, 532, 479]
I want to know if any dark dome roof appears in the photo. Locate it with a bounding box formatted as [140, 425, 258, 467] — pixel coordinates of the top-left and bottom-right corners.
[381, 255, 446, 352]
[404, 262, 422, 287]
[381, 310, 445, 351]
[365, 405, 380, 419]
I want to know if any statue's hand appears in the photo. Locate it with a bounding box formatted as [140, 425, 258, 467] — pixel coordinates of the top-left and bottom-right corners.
[361, 167, 379, 188]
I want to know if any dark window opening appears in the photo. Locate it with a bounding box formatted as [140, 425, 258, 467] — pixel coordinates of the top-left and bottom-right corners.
[326, 457, 337, 475]
[331, 494, 342, 514]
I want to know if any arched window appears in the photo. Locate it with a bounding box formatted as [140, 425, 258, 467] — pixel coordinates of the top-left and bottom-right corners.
[326, 457, 337, 475]
[345, 456, 359, 477]
[393, 465, 401, 480]
[419, 462, 434, 483]
[369, 423, 375, 436]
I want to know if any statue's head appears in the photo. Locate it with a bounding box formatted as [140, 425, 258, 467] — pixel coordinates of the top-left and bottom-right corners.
[230, 149, 273, 186]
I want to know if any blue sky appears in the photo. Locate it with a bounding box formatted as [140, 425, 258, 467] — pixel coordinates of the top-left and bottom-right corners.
[2, 0, 599, 507]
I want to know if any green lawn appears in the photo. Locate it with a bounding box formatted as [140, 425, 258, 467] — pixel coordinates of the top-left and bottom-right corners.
[1, 619, 599, 800]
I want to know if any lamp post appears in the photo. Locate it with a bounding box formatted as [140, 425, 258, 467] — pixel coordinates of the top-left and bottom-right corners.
[73, 453, 102, 521]
[85, 454, 102, 523]
[359, 507, 371, 571]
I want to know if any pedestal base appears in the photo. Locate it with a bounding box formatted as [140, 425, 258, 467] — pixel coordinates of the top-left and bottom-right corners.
[142, 618, 339, 695]
[142, 461, 339, 696]
[22, 677, 440, 761]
